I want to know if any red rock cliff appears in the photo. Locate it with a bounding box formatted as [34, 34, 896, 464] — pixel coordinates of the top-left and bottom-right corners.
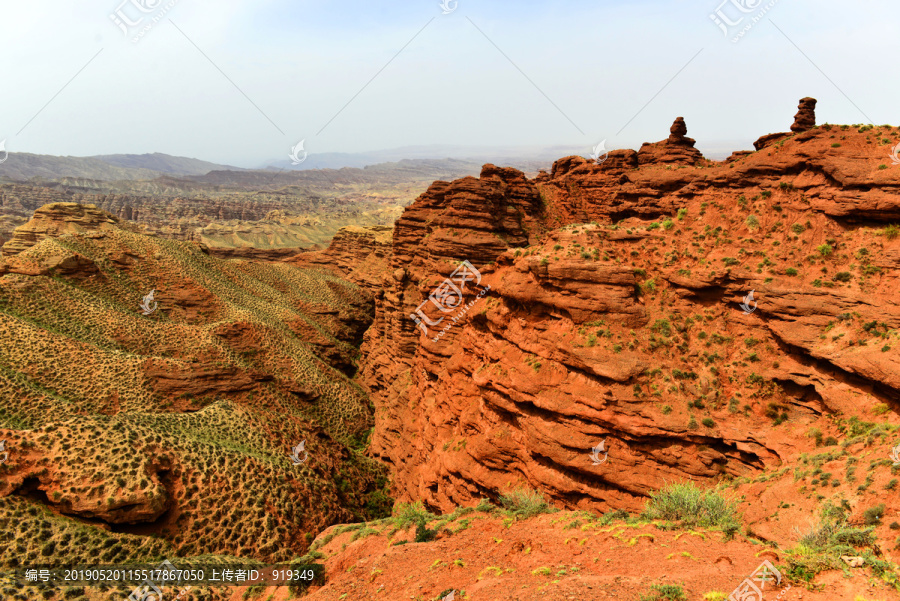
[359, 110, 900, 514]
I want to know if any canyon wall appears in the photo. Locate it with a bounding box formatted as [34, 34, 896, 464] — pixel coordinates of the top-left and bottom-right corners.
[359, 118, 900, 513]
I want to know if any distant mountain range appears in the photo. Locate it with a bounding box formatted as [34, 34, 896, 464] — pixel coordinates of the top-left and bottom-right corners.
[0, 142, 746, 183]
[263, 142, 743, 171]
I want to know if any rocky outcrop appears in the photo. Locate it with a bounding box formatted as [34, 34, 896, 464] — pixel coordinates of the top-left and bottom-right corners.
[207, 247, 308, 261]
[1, 202, 119, 256]
[792, 96, 817, 132]
[0, 247, 100, 279]
[291, 225, 393, 292]
[358, 102, 900, 515]
[1, 430, 173, 524]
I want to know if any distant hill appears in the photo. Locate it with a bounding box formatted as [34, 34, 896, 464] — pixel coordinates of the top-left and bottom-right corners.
[0, 152, 241, 181]
[0, 152, 161, 181]
[90, 152, 244, 175]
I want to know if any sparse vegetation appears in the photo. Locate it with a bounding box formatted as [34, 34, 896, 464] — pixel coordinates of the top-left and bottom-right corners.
[746, 214, 760, 230]
[499, 489, 556, 519]
[639, 583, 687, 601]
[642, 482, 740, 535]
[785, 499, 881, 582]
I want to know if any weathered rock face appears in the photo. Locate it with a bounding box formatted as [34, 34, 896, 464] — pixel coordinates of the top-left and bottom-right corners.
[791, 96, 817, 132]
[358, 109, 900, 514]
[0, 202, 120, 256]
[291, 225, 393, 292]
[2, 426, 173, 524]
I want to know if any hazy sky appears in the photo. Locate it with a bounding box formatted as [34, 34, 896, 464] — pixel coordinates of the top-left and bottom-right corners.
[1, 0, 898, 167]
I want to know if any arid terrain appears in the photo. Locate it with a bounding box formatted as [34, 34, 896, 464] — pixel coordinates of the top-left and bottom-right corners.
[0, 157, 502, 255]
[2, 99, 900, 600]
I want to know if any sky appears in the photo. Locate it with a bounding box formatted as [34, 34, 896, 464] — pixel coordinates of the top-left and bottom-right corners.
[1, 0, 898, 168]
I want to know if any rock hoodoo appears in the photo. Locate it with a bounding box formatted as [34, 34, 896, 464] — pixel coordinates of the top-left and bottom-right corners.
[637, 117, 704, 165]
[755, 96, 819, 149]
[667, 116, 690, 143]
[791, 96, 817, 132]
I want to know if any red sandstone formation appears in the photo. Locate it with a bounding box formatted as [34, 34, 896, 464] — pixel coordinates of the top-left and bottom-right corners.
[290, 225, 393, 292]
[0, 202, 121, 256]
[357, 104, 900, 524]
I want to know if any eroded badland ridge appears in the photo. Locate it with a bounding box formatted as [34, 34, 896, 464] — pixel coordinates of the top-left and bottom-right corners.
[344, 100, 900, 600]
[361, 102, 900, 513]
[1, 99, 900, 600]
[0, 158, 488, 256]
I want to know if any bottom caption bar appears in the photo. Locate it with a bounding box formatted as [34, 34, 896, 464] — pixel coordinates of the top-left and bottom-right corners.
[4, 561, 324, 588]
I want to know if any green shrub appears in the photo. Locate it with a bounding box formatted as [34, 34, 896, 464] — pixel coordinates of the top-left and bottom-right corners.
[833, 272, 852, 282]
[787, 499, 877, 581]
[652, 319, 672, 337]
[642, 482, 740, 532]
[414, 520, 439, 542]
[499, 489, 555, 518]
[640, 583, 687, 601]
[746, 215, 760, 229]
[817, 243, 833, 257]
[599, 509, 631, 525]
[863, 504, 885, 526]
[785, 267, 798, 276]
[882, 224, 899, 240]
[676, 208, 687, 220]
[392, 502, 436, 531]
